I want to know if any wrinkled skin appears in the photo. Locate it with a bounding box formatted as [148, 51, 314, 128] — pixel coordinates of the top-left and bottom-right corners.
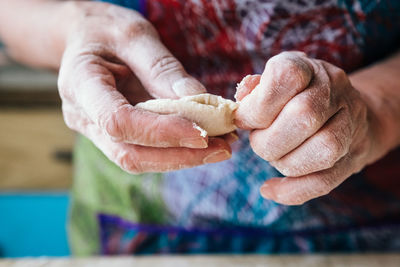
[58, 3, 233, 173]
[235, 51, 384, 205]
[1, 1, 399, 205]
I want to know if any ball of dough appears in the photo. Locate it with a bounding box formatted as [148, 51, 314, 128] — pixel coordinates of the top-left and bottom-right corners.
[135, 93, 238, 136]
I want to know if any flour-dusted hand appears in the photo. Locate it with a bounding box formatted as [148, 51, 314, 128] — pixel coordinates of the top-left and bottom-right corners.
[57, 2, 232, 173]
[235, 51, 394, 205]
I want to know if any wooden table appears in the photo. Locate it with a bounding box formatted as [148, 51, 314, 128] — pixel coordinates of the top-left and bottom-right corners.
[0, 255, 399, 267]
[0, 56, 74, 190]
[0, 109, 74, 190]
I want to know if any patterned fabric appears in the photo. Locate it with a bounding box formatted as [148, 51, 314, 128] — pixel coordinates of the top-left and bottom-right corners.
[69, 0, 400, 255]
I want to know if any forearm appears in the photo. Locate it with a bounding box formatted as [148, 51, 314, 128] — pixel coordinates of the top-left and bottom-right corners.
[0, 0, 75, 69]
[350, 51, 400, 162]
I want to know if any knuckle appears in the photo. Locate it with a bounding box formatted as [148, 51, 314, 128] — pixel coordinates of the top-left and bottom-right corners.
[268, 52, 313, 87]
[275, 165, 295, 177]
[289, 97, 321, 130]
[62, 112, 76, 130]
[57, 76, 74, 102]
[353, 98, 368, 122]
[280, 167, 301, 177]
[242, 107, 269, 129]
[116, 150, 142, 174]
[61, 105, 81, 132]
[332, 69, 349, 90]
[150, 55, 183, 81]
[317, 82, 333, 106]
[122, 20, 156, 39]
[270, 160, 295, 177]
[250, 136, 279, 161]
[332, 67, 347, 82]
[103, 114, 119, 139]
[101, 107, 127, 142]
[341, 112, 353, 138]
[319, 131, 347, 167]
[321, 61, 349, 89]
[315, 176, 335, 196]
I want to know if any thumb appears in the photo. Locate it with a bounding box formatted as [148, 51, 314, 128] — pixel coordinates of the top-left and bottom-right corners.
[117, 25, 206, 98]
[235, 74, 261, 102]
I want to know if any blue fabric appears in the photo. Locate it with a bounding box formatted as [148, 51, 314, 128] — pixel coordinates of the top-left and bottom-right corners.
[99, 0, 141, 12]
[0, 193, 70, 257]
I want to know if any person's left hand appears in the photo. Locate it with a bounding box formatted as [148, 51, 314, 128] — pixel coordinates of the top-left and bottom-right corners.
[235, 51, 381, 205]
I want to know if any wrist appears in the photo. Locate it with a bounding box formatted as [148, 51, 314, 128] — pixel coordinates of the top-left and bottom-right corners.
[42, 1, 81, 68]
[350, 75, 400, 165]
[0, 0, 80, 69]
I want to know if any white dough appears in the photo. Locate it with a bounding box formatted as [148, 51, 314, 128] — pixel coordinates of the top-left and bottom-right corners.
[136, 93, 238, 136]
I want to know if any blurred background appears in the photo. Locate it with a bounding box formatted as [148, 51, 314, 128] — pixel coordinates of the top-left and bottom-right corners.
[0, 42, 74, 257]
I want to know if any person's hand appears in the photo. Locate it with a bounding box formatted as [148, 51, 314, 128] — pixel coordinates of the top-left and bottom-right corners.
[235, 51, 383, 205]
[58, 2, 232, 173]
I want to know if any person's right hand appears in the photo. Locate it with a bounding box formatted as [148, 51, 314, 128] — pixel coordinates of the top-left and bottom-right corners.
[58, 2, 232, 173]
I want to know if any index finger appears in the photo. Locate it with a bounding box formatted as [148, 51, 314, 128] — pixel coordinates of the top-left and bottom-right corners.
[235, 51, 313, 129]
[115, 19, 206, 99]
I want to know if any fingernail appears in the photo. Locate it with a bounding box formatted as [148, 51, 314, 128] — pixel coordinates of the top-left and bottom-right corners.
[172, 77, 206, 97]
[203, 150, 231, 164]
[180, 137, 208, 149]
[234, 75, 249, 102]
[230, 132, 239, 142]
[260, 184, 274, 199]
[226, 132, 239, 145]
